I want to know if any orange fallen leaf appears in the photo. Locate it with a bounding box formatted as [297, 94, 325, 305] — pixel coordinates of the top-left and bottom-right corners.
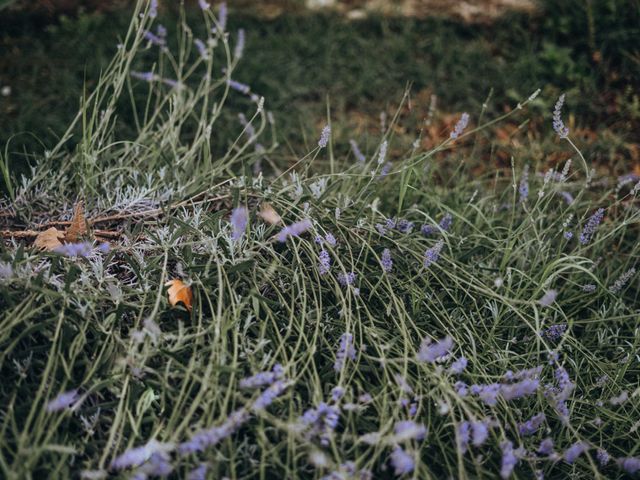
[258, 203, 281, 225]
[34, 227, 65, 251]
[66, 200, 88, 242]
[165, 279, 193, 312]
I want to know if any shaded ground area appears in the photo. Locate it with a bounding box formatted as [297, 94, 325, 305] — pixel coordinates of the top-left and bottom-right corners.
[0, 0, 639, 179]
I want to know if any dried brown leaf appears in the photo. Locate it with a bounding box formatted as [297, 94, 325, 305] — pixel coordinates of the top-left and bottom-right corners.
[34, 227, 65, 251]
[165, 279, 193, 312]
[66, 200, 88, 242]
[258, 203, 281, 225]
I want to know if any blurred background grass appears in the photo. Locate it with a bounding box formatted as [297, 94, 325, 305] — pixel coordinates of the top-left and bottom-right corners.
[1, 0, 639, 175]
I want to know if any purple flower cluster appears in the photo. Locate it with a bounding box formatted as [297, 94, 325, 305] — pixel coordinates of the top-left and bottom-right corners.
[55, 242, 94, 257]
[579, 208, 604, 245]
[252, 380, 289, 411]
[542, 324, 567, 341]
[519, 166, 529, 203]
[194, 38, 208, 60]
[417, 335, 453, 363]
[318, 125, 331, 148]
[544, 365, 575, 424]
[596, 449, 610, 466]
[618, 457, 640, 474]
[456, 421, 471, 453]
[319, 249, 331, 275]
[234, 28, 246, 59]
[450, 113, 470, 140]
[239, 364, 284, 389]
[609, 267, 636, 294]
[350, 139, 366, 163]
[299, 402, 340, 446]
[46, 389, 81, 413]
[423, 239, 444, 268]
[179, 409, 249, 454]
[143, 29, 166, 47]
[563, 441, 588, 464]
[390, 447, 414, 476]
[469, 367, 542, 406]
[538, 289, 557, 307]
[187, 463, 209, 480]
[393, 420, 427, 442]
[230, 206, 248, 241]
[277, 219, 313, 242]
[552, 94, 569, 138]
[518, 412, 546, 436]
[334, 333, 356, 371]
[380, 248, 393, 273]
[337, 272, 356, 287]
[228, 79, 251, 95]
[500, 441, 523, 479]
[111, 440, 174, 470]
[449, 356, 467, 375]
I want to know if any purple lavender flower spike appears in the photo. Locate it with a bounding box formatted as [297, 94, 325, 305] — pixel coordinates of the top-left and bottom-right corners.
[234, 29, 245, 59]
[501, 378, 540, 401]
[178, 409, 248, 455]
[456, 421, 471, 453]
[579, 208, 604, 245]
[423, 239, 444, 268]
[471, 421, 489, 447]
[111, 440, 174, 470]
[396, 219, 414, 234]
[390, 447, 414, 476]
[596, 449, 609, 466]
[319, 249, 331, 275]
[324, 233, 337, 246]
[518, 413, 546, 436]
[334, 333, 356, 371]
[439, 213, 453, 232]
[252, 380, 288, 411]
[318, 125, 331, 148]
[563, 442, 588, 464]
[46, 389, 81, 413]
[195, 39, 208, 59]
[143, 30, 166, 46]
[187, 463, 209, 480]
[381, 248, 393, 273]
[149, 0, 158, 18]
[198, 0, 210, 9]
[218, 2, 227, 31]
[418, 335, 453, 363]
[542, 324, 566, 340]
[552, 94, 569, 138]
[55, 242, 93, 257]
[239, 364, 284, 389]
[450, 113, 470, 139]
[500, 441, 519, 479]
[421, 224, 436, 236]
[538, 438, 554, 455]
[330, 386, 344, 402]
[393, 420, 427, 442]
[538, 289, 557, 307]
[449, 357, 467, 375]
[230, 206, 248, 241]
[131, 71, 156, 82]
[454, 381, 469, 397]
[228, 79, 250, 95]
[470, 383, 501, 406]
[519, 165, 529, 203]
[337, 272, 356, 287]
[350, 139, 366, 163]
[609, 267, 636, 294]
[618, 457, 640, 474]
[277, 219, 312, 242]
[300, 402, 340, 446]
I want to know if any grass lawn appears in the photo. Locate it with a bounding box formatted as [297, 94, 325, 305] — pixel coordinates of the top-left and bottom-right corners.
[0, 1, 640, 478]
